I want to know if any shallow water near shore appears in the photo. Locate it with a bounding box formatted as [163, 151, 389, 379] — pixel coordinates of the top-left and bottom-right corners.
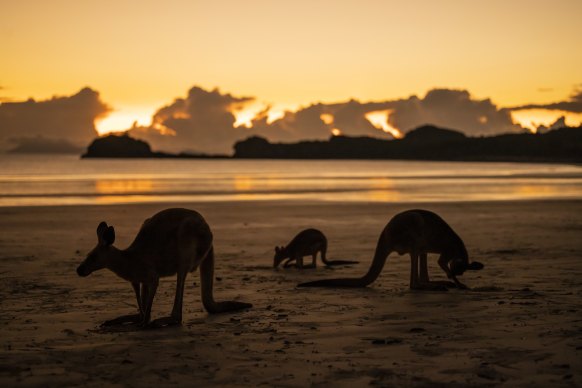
[1, 154, 581, 206]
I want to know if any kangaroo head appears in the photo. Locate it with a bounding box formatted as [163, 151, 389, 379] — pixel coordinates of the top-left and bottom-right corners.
[273, 246, 287, 268]
[450, 258, 484, 276]
[77, 221, 116, 277]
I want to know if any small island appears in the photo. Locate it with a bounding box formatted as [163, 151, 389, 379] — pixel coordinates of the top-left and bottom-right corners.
[82, 133, 228, 159]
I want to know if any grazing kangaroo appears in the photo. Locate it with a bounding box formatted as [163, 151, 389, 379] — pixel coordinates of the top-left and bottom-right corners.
[76, 208, 252, 328]
[274, 228, 358, 269]
[298, 209, 484, 290]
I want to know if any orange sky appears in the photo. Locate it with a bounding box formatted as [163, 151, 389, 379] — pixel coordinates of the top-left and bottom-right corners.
[1, 0, 582, 133]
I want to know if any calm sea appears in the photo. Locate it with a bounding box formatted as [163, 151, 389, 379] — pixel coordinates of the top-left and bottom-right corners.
[0, 154, 581, 206]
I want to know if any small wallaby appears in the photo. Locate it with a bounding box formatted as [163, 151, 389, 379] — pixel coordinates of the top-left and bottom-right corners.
[298, 209, 484, 290]
[76, 208, 252, 328]
[274, 228, 359, 269]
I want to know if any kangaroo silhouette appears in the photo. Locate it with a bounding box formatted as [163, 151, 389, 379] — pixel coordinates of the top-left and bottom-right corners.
[298, 209, 483, 290]
[274, 228, 359, 268]
[76, 208, 252, 327]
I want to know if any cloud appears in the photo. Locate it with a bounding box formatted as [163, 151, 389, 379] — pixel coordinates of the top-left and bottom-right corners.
[510, 86, 582, 113]
[129, 86, 254, 154]
[250, 88, 518, 142]
[331, 100, 393, 137]
[246, 103, 333, 142]
[535, 115, 569, 133]
[3, 84, 575, 155]
[0, 87, 110, 151]
[128, 86, 524, 154]
[385, 89, 520, 136]
[7, 136, 83, 154]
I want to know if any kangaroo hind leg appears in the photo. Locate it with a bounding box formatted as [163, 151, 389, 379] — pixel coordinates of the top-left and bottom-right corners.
[148, 270, 188, 328]
[149, 235, 202, 328]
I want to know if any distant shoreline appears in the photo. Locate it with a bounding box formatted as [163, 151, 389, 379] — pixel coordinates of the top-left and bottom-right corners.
[81, 125, 582, 164]
[79, 155, 582, 166]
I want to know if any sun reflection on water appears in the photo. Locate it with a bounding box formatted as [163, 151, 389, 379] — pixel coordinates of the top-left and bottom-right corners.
[366, 178, 401, 202]
[95, 179, 154, 194]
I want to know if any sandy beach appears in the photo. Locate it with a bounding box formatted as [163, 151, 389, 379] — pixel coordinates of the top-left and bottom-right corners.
[1, 199, 581, 387]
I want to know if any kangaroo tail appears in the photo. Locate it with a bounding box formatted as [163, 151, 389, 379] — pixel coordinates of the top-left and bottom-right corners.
[200, 247, 253, 313]
[298, 231, 391, 288]
[320, 242, 359, 265]
[322, 259, 360, 266]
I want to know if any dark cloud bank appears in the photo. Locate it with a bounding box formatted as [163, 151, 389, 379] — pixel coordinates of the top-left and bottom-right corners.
[510, 88, 582, 113]
[129, 86, 525, 154]
[0, 87, 110, 152]
[1, 85, 580, 154]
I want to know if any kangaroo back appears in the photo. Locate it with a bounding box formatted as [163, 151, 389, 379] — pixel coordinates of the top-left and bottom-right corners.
[289, 228, 326, 253]
[274, 228, 327, 268]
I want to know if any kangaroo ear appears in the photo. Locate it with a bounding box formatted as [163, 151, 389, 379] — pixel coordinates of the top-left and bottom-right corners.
[103, 226, 115, 245]
[468, 261, 484, 270]
[275, 246, 280, 253]
[97, 221, 108, 237]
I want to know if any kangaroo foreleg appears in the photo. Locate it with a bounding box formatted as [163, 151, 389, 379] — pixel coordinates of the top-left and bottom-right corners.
[283, 258, 296, 268]
[171, 271, 187, 321]
[302, 254, 316, 269]
[409, 253, 419, 289]
[100, 282, 144, 327]
[418, 254, 453, 291]
[140, 279, 159, 326]
[200, 247, 252, 314]
[419, 253, 429, 282]
[438, 254, 468, 289]
[131, 282, 144, 315]
[296, 256, 304, 269]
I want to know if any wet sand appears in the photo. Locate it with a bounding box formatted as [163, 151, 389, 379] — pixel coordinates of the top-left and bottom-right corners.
[1, 200, 581, 386]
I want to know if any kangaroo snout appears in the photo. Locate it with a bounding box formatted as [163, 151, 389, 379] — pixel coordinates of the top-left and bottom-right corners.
[76, 264, 90, 277]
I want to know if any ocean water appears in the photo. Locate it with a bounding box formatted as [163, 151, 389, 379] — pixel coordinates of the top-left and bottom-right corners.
[0, 154, 581, 206]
